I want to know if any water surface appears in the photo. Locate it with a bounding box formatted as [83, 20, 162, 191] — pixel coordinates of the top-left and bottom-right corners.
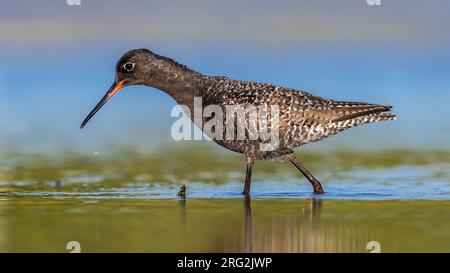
[1, 148, 450, 252]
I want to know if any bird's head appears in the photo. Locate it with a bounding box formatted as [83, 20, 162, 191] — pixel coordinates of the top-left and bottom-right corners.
[80, 49, 162, 129]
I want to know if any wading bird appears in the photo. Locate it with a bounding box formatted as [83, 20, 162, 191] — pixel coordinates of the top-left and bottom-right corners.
[81, 49, 395, 195]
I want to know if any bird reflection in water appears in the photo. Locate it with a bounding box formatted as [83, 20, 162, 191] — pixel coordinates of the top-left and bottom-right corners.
[224, 197, 369, 253]
[176, 195, 369, 252]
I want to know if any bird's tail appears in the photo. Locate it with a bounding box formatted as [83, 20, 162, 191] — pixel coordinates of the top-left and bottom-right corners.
[326, 101, 396, 133]
[330, 102, 394, 123]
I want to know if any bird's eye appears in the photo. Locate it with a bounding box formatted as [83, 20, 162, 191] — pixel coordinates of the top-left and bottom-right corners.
[123, 62, 135, 72]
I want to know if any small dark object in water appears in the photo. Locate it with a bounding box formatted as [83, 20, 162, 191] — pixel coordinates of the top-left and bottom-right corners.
[81, 49, 395, 196]
[178, 184, 186, 199]
[54, 180, 62, 187]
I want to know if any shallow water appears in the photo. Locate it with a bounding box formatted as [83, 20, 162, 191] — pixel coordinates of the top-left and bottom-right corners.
[1, 147, 450, 252]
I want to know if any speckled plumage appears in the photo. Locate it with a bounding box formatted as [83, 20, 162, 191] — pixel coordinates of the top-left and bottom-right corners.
[197, 76, 395, 160]
[81, 49, 396, 195]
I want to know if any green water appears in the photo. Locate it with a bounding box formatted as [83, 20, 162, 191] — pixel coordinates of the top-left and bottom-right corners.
[2, 198, 450, 252]
[1, 146, 450, 252]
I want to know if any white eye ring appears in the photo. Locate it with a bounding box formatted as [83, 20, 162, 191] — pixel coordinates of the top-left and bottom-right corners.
[123, 62, 135, 72]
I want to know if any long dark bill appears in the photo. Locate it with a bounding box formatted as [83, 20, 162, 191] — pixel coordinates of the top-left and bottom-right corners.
[80, 80, 125, 129]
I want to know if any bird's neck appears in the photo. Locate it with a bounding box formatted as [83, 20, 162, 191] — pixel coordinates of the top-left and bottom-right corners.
[146, 64, 203, 111]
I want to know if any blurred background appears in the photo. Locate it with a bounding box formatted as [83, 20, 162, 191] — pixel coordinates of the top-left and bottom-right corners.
[2, 0, 450, 253]
[1, 0, 449, 155]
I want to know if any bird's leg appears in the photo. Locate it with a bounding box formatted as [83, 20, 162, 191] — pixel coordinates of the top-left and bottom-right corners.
[243, 159, 254, 196]
[290, 157, 325, 194]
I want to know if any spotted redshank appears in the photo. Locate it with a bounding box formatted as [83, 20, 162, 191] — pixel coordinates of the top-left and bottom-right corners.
[81, 49, 395, 195]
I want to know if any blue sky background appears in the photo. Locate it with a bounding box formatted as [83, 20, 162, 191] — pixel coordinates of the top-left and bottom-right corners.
[0, 0, 449, 154]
